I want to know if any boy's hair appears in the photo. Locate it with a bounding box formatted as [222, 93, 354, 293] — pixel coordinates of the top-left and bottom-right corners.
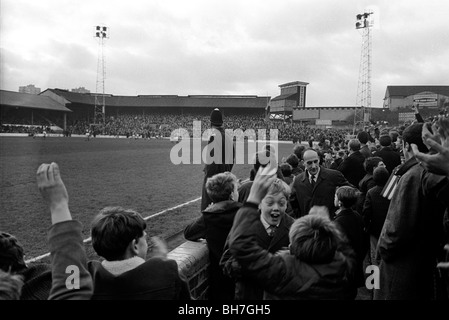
[266, 178, 291, 199]
[91, 207, 147, 261]
[357, 131, 369, 144]
[293, 145, 306, 160]
[280, 163, 293, 178]
[363, 156, 383, 175]
[289, 215, 342, 264]
[0, 232, 26, 273]
[373, 166, 390, 186]
[0, 270, 24, 300]
[285, 154, 299, 168]
[206, 172, 238, 203]
[335, 186, 360, 208]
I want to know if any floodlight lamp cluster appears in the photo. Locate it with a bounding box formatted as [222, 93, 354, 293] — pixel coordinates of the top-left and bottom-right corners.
[95, 26, 108, 38]
[355, 12, 373, 29]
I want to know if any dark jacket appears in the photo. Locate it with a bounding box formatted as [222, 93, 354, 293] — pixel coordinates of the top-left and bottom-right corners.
[220, 211, 294, 300]
[374, 146, 401, 175]
[337, 151, 366, 188]
[237, 181, 253, 204]
[184, 200, 242, 300]
[201, 127, 235, 211]
[228, 203, 356, 300]
[362, 185, 390, 239]
[333, 208, 367, 288]
[329, 158, 343, 170]
[88, 257, 191, 300]
[47, 220, 93, 300]
[360, 145, 373, 159]
[17, 263, 52, 300]
[290, 167, 351, 218]
[375, 158, 448, 300]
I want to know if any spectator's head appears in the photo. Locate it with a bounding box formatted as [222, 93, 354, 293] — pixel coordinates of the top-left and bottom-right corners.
[379, 135, 392, 147]
[293, 144, 306, 161]
[210, 108, 223, 127]
[280, 163, 292, 178]
[303, 149, 320, 175]
[373, 166, 390, 187]
[206, 172, 238, 203]
[348, 139, 361, 152]
[357, 131, 369, 145]
[402, 123, 428, 156]
[363, 156, 385, 175]
[336, 150, 346, 159]
[259, 178, 290, 226]
[91, 207, 148, 261]
[289, 215, 343, 264]
[285, 154, 299, 169]
[334, 186, 360, 209]
[389, 130, 399, 143]
[0, 232, 26, 273]
[0, 270, 24, 300]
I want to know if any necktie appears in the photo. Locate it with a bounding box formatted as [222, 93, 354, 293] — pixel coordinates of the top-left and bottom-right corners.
[310, 174, 316, 187]
[268, 225, 276, 237]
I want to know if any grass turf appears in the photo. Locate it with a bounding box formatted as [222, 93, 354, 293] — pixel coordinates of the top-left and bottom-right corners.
[0, 136, 293, 259]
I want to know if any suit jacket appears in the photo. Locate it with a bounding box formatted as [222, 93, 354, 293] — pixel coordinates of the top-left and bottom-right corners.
[374, 146, 401, 175]
[220, 212, 294, 300]
[337, 151, 366, 188]
[290, 167, 351, 218]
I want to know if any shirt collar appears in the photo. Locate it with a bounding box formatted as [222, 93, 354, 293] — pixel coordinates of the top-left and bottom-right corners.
[260, 213, 280, 230]
[307, 167, 320, 179]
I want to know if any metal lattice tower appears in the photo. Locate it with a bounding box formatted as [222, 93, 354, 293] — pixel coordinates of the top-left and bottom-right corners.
[353, 12, 373, 134]
[94, 25, 109, 125]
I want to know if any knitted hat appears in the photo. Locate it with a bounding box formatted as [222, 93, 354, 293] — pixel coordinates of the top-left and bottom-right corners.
[210, 108, 223, 126]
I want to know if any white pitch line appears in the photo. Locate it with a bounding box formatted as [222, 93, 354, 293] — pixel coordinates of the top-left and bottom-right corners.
[25, 196, 204, 264]
[25, 178, 250, 264]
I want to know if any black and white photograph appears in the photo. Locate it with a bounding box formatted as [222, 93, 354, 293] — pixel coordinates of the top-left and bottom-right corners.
[1, 0, 449, 308]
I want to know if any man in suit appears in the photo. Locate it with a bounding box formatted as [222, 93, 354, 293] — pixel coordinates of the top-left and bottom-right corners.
[337, 139, 366, 188]
[290, 149, 351, 219]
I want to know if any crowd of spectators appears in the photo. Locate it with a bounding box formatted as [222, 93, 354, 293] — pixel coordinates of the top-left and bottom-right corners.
[1, 107, 449, 301]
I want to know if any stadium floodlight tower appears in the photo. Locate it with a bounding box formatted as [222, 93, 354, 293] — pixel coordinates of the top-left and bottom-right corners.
[353, 11, 373, 134]
[93, 25, 109, 126]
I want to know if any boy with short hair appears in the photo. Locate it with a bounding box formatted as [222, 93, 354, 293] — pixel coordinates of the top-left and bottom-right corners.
[89, 207, 191, 300]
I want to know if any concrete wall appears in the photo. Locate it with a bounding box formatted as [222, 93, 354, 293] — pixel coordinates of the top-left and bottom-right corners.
[168, 240, 210, 300]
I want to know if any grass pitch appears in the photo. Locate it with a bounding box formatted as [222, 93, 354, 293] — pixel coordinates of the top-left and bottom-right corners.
[0, 136, 293, 259]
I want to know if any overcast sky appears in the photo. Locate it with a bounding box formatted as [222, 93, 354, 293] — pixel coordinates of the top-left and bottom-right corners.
[1, 0, 448, 107]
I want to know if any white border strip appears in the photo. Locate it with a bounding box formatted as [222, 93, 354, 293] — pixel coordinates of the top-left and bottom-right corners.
[25, 196, 202, 263]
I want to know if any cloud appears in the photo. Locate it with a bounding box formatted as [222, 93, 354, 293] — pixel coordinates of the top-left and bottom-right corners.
[1, 0, 448, 108]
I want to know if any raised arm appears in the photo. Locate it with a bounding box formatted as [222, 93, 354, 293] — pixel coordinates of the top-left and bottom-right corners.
[37, 162, 92, 300]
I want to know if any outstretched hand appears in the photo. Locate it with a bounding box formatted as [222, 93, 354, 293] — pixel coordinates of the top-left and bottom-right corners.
[37, 162, 71, 224]
[246, 165, 277, 205]
[412, 118, 449, 177]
